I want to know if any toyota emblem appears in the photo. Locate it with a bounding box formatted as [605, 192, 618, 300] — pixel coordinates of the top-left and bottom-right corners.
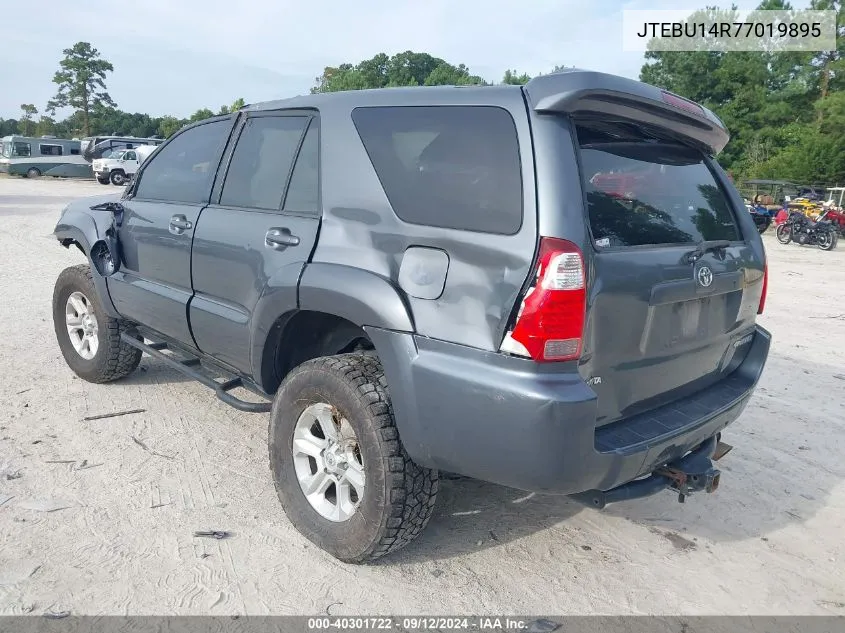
[697, 266, 713, 288]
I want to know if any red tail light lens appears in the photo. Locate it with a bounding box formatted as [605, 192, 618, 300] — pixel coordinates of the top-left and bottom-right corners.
[757, 261, 768, 315]
[501, 238, 586, 362]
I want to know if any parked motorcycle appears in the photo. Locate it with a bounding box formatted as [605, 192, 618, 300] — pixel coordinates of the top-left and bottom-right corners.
[776, 211, 838, 250]
[817, 208, 845, 236]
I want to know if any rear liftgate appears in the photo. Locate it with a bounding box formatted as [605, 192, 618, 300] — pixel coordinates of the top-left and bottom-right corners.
[571, 436, 733, 509]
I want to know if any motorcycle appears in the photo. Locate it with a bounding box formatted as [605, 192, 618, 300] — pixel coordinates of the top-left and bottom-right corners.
[817, 207, 845, 236]
[776, 211, 838, 251]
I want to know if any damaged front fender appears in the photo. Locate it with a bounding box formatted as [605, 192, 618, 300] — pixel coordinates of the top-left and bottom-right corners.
[53, 195, 125, 318]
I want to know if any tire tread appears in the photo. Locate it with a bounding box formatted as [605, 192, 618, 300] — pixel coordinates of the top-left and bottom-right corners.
[53, 264, 141, 383]
[274, 353, 438, 563]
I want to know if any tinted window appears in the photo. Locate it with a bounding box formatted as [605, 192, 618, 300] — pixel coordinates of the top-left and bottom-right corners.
[283, 122, 319, 213]
[70, 148, 80, 155]
[135, 119, 230, 203]
[124, 151, 137, 161]
[576, 124, 740, 247]
[221, 116, 307, 210]
[352, 106, 522, 234]
[13, 142, 31, 157]
[40, 144, 63, 156]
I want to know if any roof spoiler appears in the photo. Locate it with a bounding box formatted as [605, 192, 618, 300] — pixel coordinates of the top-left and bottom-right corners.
[523, 69, 729, 155]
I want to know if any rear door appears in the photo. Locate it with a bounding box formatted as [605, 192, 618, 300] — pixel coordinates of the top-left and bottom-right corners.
[108, 116, 235, 345]
[572, 121, 763, 425]
[189, 111, 321, 373]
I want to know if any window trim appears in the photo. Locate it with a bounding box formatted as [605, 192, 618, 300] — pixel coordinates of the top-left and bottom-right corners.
[13, 142, 31, 157]
[210, 109, 320, 217]
[39, 143, 64, 156]
[128, 114, 237, 204]
[351, 105, 524, 236]
[281, 118, 321, 217]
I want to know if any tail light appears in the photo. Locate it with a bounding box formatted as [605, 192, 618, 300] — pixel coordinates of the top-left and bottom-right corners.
[500, 238, 586, 362]
[757, 260, 768, 315]
[661, 91, 704, 116]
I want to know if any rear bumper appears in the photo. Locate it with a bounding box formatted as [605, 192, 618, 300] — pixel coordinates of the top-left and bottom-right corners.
[367, 325, 770, 495]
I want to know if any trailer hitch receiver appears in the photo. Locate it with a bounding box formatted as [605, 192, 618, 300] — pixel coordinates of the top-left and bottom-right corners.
[570, 436, 727, 509]
[656, 437, 722, 503]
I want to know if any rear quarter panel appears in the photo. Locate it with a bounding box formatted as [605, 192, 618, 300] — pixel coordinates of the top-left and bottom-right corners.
[310, 89, 538, 352]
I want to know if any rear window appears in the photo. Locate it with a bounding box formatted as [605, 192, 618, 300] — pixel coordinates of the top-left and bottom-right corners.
[352, 106, 522, 235]
[576, 123, 740, 248]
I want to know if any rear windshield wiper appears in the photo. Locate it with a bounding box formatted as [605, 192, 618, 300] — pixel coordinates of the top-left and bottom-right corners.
[684, 240, 731, 264]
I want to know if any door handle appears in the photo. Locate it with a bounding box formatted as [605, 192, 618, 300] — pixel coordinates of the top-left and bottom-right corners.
[169, 215, 192, 234]
[265, 227, 300, 250]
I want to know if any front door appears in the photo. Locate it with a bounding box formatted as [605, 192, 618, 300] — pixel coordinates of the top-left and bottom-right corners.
[108, 116, 235, 345]
[120, 150, 139, 176]
[189, 112, 321, 373]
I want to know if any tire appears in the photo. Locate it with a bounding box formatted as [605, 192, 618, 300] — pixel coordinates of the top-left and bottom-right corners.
[269, 353, 438, 563]
[96, 176, 110, 185]
[26, 167, 42, 179]
[776, 224, 792, 244]
[110, 170, 126, 186]
[818, 230, 838, 251]
[52, 264, 142, 383]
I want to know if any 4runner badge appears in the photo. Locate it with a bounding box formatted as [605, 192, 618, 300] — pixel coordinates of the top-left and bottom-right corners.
[587, 376, 602, 386]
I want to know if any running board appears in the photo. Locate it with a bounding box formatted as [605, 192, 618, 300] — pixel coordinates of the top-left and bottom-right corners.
[120, 333, 272, 413]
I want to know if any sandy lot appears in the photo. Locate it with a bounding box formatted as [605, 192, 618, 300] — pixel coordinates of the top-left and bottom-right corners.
[0, 176, 843, 616]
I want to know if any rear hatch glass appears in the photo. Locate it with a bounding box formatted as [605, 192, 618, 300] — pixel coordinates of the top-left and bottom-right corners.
[579, 124, 740, 248]
[574, 121, 761, 427]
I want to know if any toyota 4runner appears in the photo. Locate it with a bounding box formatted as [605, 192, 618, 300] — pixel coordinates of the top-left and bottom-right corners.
[51, 70, 771, 563]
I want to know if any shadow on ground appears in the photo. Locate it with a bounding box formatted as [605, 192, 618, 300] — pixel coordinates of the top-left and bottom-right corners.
[385, 354, 843, 562]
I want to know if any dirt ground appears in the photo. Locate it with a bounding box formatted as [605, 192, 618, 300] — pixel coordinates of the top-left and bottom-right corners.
[0, 176, 843, 616]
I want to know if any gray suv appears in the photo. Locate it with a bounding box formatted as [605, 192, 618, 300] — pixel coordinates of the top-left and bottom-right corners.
[51, 70, 771, 563]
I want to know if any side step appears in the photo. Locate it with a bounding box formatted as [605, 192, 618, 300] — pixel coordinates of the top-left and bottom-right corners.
[120, 333, 272, 413]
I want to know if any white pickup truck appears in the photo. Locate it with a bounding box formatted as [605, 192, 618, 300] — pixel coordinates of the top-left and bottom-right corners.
[92, 144, 158, 186]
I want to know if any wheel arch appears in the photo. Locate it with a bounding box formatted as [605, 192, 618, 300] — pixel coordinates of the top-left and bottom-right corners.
[257, 309, 375, 394]
[54, 210, 121, 318]
[251, 262, 414, 393]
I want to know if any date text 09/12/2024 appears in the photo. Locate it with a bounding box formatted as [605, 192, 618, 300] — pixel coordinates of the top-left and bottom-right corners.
[306, 617, 537, 631]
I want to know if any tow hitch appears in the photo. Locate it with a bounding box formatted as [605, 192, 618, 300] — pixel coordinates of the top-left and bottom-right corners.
[571, 436, 733, 509]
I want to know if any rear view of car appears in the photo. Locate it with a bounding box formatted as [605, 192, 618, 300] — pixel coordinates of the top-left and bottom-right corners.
[48, 69, 771, 564]
[485, 71, 770, 503]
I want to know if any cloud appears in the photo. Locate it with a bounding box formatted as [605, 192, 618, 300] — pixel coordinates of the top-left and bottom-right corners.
[0, 0, 781, 119]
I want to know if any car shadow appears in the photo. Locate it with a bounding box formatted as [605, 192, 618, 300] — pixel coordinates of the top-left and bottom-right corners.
[120, 357, 193, 386]
[384, 353, 842, 562]
[380, 476, 585, 563]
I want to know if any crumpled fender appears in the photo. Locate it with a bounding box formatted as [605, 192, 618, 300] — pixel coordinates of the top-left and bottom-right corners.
[53, 194, 124, 317]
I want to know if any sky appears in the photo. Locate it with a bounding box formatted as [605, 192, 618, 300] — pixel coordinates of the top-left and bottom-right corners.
[2, 0, 766, 120]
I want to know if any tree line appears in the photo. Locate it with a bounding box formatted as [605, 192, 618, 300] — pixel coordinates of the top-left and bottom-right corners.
[0, 46, 538, 142]
[0, 42, 249, 141]
[3, 1, 844, 186]
[641, 0, 845, 185]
